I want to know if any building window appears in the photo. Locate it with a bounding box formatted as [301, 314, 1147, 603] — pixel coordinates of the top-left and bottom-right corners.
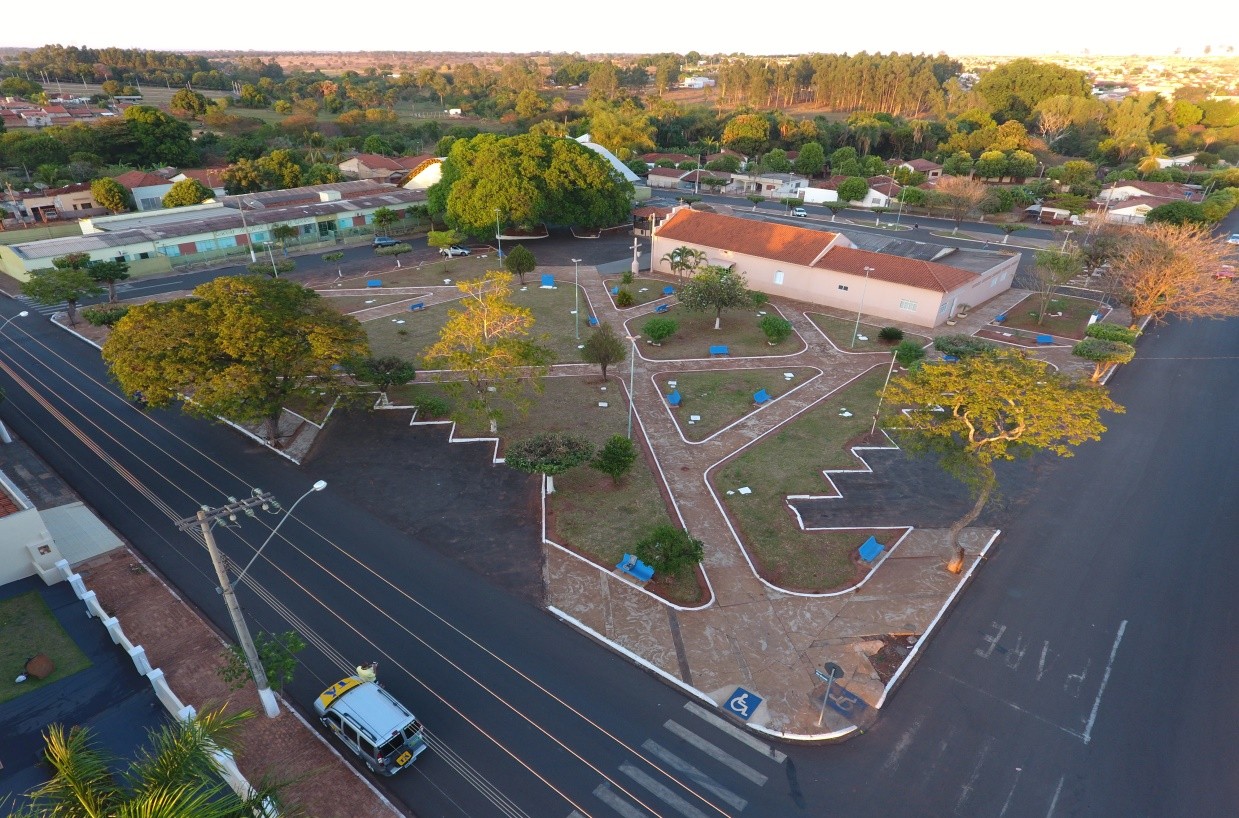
[899, 299, 918, 311]
[837, 284, 849, 291]
[140, 197, 161, 210]
[773, 271, 784, 285]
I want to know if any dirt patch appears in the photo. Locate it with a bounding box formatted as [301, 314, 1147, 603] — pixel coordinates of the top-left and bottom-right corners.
[860, 633, 921, 686]
[976, 327, 1041, 347]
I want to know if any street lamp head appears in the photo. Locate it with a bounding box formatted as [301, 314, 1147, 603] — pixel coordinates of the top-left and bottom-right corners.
[311, 480, 327, 492]
[572, 258, 582, 264]
[17, 310, 28, 317]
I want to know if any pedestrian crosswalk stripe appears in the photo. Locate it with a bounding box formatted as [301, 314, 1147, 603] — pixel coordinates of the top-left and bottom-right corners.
[619, 762, 710, 818]
[592, 783, 650, 818]
[663, 720, 767, 786]
[642, 739, 747, 811]
[683, 702, 787, 763]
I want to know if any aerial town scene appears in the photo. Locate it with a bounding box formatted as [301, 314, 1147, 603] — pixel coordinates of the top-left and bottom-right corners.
[0, 3, 1236, 816]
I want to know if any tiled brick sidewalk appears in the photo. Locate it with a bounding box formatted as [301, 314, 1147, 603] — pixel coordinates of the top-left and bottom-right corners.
[79, 548, 403, 818]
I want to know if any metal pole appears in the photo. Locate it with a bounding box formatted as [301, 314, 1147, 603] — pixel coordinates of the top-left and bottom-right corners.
[627, 335, 639, 439]
[1061, 230, 1073, 253]
[851, 266, 873, 348]
[197, 510, 280, 717]
[871, 350, 898, 435]
[572, 258, 582, 340]
[239, 199, 256, 262]
[817, 668, 839, 727]
[265, 242, 279, 278]
[494, 209, 502, 261]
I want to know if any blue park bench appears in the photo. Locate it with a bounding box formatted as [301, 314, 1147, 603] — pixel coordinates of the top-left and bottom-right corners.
[943, 354, 959, 363]
[367, 279, 382, 288]
[654, 304, 670, 314]
[663, 285, 675, 296]
[588, 316, 599, 327]
[540, 274, 556, 288]
[666, 389, 682, 407]
[995, 313, 1007, 323]
[859, 536, 885, 563]
[710, 345, 730, 357]
[754, 389, 771, 405]
[408, 302, 425, 311]
[610, 286, 620, 295]
[1036, 334, 1054, 345]
[616, 553, 655, 582]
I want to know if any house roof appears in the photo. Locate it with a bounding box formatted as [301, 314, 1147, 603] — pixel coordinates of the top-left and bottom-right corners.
[113, 171, 173, 189]
[641, 152, 696, 164]
[656, 208, 838, 267]
[902, 158, 943, 172]
[15, 182, 93, 201]
[393, 154, 435, 170]
[867, 175, 902, 196]
[648, 167, 690, 179]
[175, 167, 230, 188]
[1110, 180, 1199, 200]
[706, 149, 747, 162]
[816, 246, 977, 293]
[347, 153, 406, 171]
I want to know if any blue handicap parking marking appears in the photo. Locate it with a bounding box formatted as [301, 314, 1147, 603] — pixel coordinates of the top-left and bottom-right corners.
[825, 683, 868, 718]
[726, 687, 763, 721]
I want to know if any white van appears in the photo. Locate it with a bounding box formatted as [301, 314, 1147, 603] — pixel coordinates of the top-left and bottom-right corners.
[314, 675, 428, 775]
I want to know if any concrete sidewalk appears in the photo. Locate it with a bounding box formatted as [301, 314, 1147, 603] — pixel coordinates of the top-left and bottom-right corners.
[539, 266, 1054, 739]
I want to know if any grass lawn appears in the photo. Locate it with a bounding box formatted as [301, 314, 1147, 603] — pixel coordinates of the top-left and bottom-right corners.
[361, 278, 592, 366]
[656, 367, 818, 441]
[632, 309, 802, 360]
[0, 591, 92, 704]
[714, 365, 895, 592]
[602, 277, 676, 308]
[320, 294, 428, 315]
[998, 294, 1103, 340]
[384, 376, 702, 605]
[807, 312, 930, 351]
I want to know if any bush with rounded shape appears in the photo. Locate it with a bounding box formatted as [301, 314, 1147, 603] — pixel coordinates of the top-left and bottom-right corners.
[878, 326, 904, 342]
[933, 333, 996, 358]
[634, 525, 704, 575]
[895, 339, 925, 366]
[642, 316, 678, 343]
[615, 289, 636, 308]
[592, 435, 637, 484]
[758, 314, 793, 344]
[1072, 338, 1135, 382]
[82, 305, 130, 326]
[1085, 322, 1137, 344]
[416, 396, 451, 418]
[621, 271, 634, 285]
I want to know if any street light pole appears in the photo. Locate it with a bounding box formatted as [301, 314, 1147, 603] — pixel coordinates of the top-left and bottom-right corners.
[626, 334, 640, 439]
[264, 241, 279, 278]
[871, 350, 899, 436]
[1061, 229, 1074, 253]
[230, 480, 327, 589]
[238, 199, 256, 262]
[572, 258, 582, 340]
[851, 266, 874, 348]
[0, 311, 29, 445]
[494, 209, 503, 261]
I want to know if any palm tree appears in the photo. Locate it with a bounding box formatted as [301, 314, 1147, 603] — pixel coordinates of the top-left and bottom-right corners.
[661, 248, 688, 282]
[1137, 143, 1168, 178]
[682, 248, 706, 276]
[11, 707, 290, 818]
[303, 131, 327, 164]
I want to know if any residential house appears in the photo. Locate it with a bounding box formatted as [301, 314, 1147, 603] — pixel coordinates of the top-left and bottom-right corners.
[1154, 153, 1197, 169]
[705, 148, 748, 167]
[897, 158, 943, 181]
[338, 153, 436, 183]
[113, 170, 177, 211]
[681, 76, 716, 89]
[651, 207, 1016, 327]
[729, 171, 808, 198]
[801, 175, 900, 208]
[169, 167, 230, 199]
[646, 167, 693, 190]
[640, 152, 697, 168]
[13, 183, 103, 223]
[1090, 180, 1202, 225]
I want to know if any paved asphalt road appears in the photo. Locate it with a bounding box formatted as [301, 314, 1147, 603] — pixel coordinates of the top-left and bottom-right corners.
[3, 231, 1235, 816]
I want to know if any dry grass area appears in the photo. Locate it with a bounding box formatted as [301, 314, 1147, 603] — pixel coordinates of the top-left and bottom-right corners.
[630, 308, 803, 360]
[655, 367, 817, 441]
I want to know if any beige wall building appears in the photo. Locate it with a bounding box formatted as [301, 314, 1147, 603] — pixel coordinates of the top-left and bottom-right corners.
[651, 208, 1017, 327]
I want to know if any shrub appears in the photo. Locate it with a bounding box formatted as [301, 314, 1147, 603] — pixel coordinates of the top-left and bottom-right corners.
[894, 339, 925, 366]
[592, 435, 637, 484]
[321, 252, 344, 263]
[1072, 338, 1135, 382]
[621, 271, 634, 285]
[634, 525, 704, 575]
[247, 259, 295, 276]
[642, 316, 678, 343]
[758, 314, 793, 344]
[615, 288, 636, 308]
[1085, 322, 1137, 344]
[82, 305, 130, 326]
[416, 396, 452, 418]
[933, 333, 996, 358]
[878, 326, 904, 342]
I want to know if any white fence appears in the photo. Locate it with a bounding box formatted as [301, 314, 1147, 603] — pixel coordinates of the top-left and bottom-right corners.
[53, 558, 278, 816]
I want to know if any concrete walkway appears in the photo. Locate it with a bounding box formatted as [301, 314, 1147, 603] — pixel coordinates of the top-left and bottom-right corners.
[537, 264, 1069, 738]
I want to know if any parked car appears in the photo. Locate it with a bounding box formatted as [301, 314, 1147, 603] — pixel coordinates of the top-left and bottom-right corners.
[373, 236, 399, 248]
[791, 207, 808, 218]
[1227, 233, 1239, 245]
[439, 245, 471, 257]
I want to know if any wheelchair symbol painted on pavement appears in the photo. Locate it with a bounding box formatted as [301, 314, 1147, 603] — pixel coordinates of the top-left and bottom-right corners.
[725, 687, 763, 721]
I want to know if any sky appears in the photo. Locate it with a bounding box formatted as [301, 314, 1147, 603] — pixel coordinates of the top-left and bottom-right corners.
[6, 0, 1237, 58]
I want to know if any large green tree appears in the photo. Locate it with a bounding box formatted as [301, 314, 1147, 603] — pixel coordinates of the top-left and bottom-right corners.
[121, 105, 198, 166]
[102, 276, 368, 446]
[975, 58, 1091, 122]
[504, 432, 594, 494]
[86, 259, 131, 303]
[11, 707, 285, 818]
[580, 321, 627, 381]
[90, 177, 134, 213]
[677, 265, 760, 330]
[21, 262, 104, 326]
[886, 350, 1121, 572]
[162, 178, 213, 208]
[432, 133, 633, 235]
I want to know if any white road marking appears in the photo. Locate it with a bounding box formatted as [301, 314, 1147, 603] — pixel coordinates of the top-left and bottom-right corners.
[593, 783, 649, 818]
[927, 669, 1085, 741]
[1046, 775, 1065, 817]
[976, 622, 1007, 658]
[881, 717, 922, 772]
[1082, 620, 1127, 744]
[620, 763, 710, 818]
[1064, 659, 1090, 698]
[954, 736, 995, 814]
[664, 720, 768, 786]
[683, 701, 787, 763]
[998, 767, 1023, 816]
[642, 740, 747, 811]
[1005, 633, 1029, 670]
[1036, 641, 1055, 681]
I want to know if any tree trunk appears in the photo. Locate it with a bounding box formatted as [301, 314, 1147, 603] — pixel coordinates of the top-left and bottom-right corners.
[264, 414, 281, 448]
[108, 281, 117, 302]
[946, 464, 995, 574]
[714, 313, 721, 330]
[66, 299, 78, 326]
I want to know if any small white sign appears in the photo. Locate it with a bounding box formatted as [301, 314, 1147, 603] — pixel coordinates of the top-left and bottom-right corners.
[840, 411, 853, 417]
[570, 310, 578, 314]
[690, 414, 701, 421]
[857, 334, 868, 341]
[784, 372, 794, 379]
[668, 380, 677, 388]
[600, 386, 607, 391]
[737, 486, 752, 495]
[365, 299, 375, 304]
[598, 401, 609, 407]
[444, 279, 452, 284]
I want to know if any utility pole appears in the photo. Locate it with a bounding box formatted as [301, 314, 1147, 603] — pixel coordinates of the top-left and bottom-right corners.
[177, 493, 281, 717]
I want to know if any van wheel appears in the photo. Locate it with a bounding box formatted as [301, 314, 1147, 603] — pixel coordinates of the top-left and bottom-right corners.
[365, 759, 378, 773]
